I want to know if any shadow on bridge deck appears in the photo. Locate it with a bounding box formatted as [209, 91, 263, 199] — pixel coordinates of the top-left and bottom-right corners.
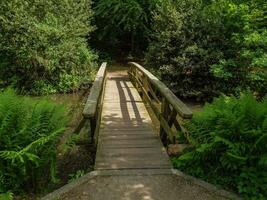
[95, 67, 172, 170]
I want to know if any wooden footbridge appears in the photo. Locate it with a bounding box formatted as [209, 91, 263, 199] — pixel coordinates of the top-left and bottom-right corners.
[43, 63, 238, 200]
[83, 62, 193, 172]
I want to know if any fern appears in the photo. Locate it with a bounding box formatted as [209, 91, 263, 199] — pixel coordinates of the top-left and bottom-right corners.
[0, 192, 13, 200]
[60, 134, 81, 155]
[0, 89, 67, 194]
[173, 93, 267, 199]
[68, 170, 85, 183]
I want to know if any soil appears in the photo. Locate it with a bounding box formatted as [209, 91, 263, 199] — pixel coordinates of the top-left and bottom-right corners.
[57, 143, 96, 185]
[50, 89, 96, 188]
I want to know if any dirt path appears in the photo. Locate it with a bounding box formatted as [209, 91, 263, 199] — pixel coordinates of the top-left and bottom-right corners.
[59, 174, 231, 200]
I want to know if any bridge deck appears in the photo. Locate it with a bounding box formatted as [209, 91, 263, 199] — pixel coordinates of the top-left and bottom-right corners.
[95, 69, 172, 170]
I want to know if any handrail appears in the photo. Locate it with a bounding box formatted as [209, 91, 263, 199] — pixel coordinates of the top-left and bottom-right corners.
[128, 62, 193, 145]
[81, 62, 107, 143]
[83, 62, 107, 118]
[129, 62, 192, 118]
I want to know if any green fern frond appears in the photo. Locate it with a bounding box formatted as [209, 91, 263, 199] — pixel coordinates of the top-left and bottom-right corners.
[174, 93, 267, 198]
[0, 89, 67, 193]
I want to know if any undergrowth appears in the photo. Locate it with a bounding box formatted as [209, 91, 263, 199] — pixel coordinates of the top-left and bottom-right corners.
[172, 93, 267, 199]
[0, 89, 68, 195]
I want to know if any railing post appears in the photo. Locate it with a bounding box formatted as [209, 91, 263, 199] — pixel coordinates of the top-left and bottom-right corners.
[142, 75, 149, 102]
[160, 97, 168, 146]
[143, 75, 148, 93]
[135, 68, 141, 92]
[90, 117, 96, 143]
[131, 66, 137, 88]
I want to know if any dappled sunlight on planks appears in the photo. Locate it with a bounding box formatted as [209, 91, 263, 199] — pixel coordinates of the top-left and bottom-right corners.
[95, 69, 172, 170]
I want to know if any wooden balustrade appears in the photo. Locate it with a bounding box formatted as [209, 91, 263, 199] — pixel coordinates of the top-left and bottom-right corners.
[128, 62, 193, 145]
[82, 62, 107, 143]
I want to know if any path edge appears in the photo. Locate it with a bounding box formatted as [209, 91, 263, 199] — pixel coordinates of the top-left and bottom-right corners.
[172, 169, 241, 200]
[41, 170, 241, 200]
[41, 171, 99, 200]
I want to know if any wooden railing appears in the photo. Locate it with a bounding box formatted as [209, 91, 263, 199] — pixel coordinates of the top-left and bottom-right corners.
[128, 62, 193, 145]
[82, 62, 107, 143]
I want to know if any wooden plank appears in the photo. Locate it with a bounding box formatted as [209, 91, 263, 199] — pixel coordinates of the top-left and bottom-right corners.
[96, 156, 170, 165]
[98, 139, 162, 148]
[100, 127, 154, 132]
[95, 162, 171, 170]
[99, 134, 157, 140]
[96, 155, 170, 164]
[101, 113, 150, 118]
[102, 102, 147, 109]
[97, 147, 167, 157]
[101, 125, 152, 130]
[100, 130, 155, 135]
[98, 137, 161, 145]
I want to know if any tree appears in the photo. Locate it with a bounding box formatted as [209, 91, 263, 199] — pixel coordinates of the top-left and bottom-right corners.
[146, 0, 267, 100]
[92, 0, 159, 58]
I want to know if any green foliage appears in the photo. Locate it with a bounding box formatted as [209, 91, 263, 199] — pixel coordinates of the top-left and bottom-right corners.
[0, 192, 13, 200]
[145, 0, 218, 100]
[146, 0, 267, 100]
[92, 0, 159, 56]
[0, 89, 68, 194]
[205, 0, 267, 97]
[60, 134, 81, 155]
[68, 170, 85, 183]
[173, 93, 267, 198]
[0, 0, 97, 95]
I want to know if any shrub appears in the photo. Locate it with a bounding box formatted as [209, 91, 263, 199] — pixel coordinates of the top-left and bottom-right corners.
[0, 89, 68, 194]
[0, 0, 97, 95]
[205, 0, 267, 98]
[172, 93, 267, 199]
[145, 0, 218, 101]
[146, 0, 267, 100]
